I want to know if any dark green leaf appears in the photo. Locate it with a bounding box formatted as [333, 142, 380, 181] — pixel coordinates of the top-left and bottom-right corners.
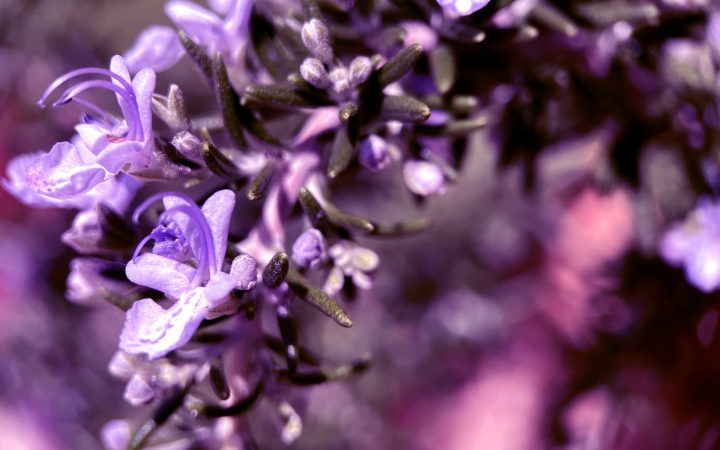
[429, 45, 456, 94]
[247, 161, 276, 201]
[178, 31, 213, 81]
[327, 124, 356, 179]
[127, 385, 191, 450]
[380, 95, 430, 123]
[212, 54, 247, 149]
[377, 43, 423, 88]
[263, 252, 290, 288]
[210, 356, 230, 400]
[244, 84, 335, 108]
[286, 269, 352, 327]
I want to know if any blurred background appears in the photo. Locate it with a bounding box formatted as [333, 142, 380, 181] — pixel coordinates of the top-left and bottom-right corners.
[2, 1, 720, 449]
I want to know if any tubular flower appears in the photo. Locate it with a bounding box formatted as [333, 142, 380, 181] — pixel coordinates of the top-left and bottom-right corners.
[120, 190, 258, 359]
[2, 56, 156, 207]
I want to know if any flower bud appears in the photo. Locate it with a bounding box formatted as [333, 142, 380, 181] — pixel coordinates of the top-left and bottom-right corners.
[292, 228, 327, 268]
[301, 19, 334, 64]
[171, 130, 203, 159]
[348, 56, 372, 87]
[403, 160, 446, 196]
[299, 58, 330, 89]
[124, 374, 154, 406]
[231, 253, 258, 290]
[329, 66, 350, 93]
[358, 135, 394, 172]
[151, 84, 189, 131]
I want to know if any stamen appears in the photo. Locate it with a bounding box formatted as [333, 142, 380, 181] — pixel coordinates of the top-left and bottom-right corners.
[51, 80, 142, 141]
[132, 193, 218, 283]
[132, 233, 158, 262]
[76, 99, 120, 127]
[38, 67, 135, 108]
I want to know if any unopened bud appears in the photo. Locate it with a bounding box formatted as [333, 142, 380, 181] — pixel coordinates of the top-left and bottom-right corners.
[301, 19, 334, 64]
[170, 131, 203, 159]
[403, 160, 446, 196]
[292, 228, 327, 268]
[151, 84, 189, 131]
[329, 66, 350, 93]
[348, 56, 372, 87]
[299, 58, 330, 88]
[359, 135, 394, 172]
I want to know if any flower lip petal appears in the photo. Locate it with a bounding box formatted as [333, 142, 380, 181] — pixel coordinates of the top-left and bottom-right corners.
[119, 290, 207, 359]
[126, 253, 195, 299]
[25, 142, 110, 199]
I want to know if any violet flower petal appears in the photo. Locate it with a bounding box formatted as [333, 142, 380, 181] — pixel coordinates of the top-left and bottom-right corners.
[200, 189, 236, 273]
[131, 68, 157, 143]
[119, 288, 207, 359]
[209, 0, 234, 14]
[124, 25, 186, 73]
[3, 152, 93, 209]
[203, 271, 236, 307]
[109, 56, 135, 125]
[24, 141, 110, 199]
[166, 0, 224, 46]
[125, 253, 195, 299]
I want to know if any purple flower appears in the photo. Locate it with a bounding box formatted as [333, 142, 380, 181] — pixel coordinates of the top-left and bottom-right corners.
[43, 55, 156, 175]
[436, 0, 491, 16]
[120, 190, 258, 359]
[660, 197, 720, 292]
[291, 228, 327, 268]
[323, 241, 379, 295]
[125, 0, 253, 77]
[403, 160, 446, 196]
[4, 56, 156, 208]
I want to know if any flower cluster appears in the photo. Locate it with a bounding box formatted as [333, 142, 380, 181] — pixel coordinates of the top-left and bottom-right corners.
[8, 0, 720, 448]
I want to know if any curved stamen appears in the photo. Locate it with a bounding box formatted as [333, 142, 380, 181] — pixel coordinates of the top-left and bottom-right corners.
[38, 67, 135, 108]
[132, 192, 218, 280]
[163, 204, 217, 282]
[132, 233, 158, 262]
[75, 98, 119, 128]
[52, 80, 142, 141]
